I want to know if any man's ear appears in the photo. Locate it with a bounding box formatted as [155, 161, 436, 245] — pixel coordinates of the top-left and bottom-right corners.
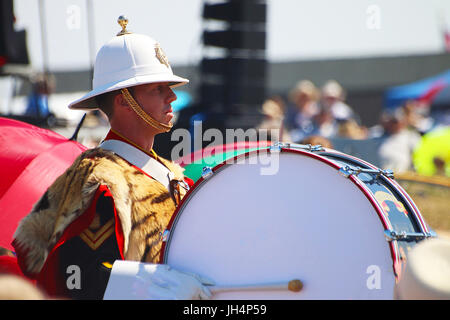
[114, 92, 131, 109]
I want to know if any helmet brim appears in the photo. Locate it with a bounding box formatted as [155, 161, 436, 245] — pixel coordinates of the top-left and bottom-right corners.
[68, 73, 189, 110]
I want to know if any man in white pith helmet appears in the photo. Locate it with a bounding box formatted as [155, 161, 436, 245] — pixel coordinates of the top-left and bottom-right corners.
[12, 16, 212, 300]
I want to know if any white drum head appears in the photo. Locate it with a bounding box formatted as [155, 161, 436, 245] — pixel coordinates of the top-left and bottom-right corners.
[164, 150, 395, 299]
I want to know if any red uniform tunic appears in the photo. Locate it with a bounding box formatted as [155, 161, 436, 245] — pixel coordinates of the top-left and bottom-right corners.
[13, 130, 193, 299]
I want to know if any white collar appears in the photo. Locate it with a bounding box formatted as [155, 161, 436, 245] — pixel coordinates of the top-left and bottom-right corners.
[99, 139, 174, 192]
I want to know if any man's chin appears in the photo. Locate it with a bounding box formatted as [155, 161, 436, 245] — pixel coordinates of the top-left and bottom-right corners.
[158, 119, 173, 133]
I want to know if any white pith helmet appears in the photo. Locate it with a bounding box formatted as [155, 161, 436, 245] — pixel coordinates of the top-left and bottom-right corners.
[68, 16, 189, 110]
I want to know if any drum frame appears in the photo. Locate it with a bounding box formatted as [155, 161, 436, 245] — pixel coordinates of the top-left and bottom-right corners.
[161, 142, 436, 279]
[315, 148, 436, 277]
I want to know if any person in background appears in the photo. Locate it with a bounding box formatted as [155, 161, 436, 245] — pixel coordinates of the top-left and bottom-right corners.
[0, 246, 46, 300]
[337, 118, 368, 140]
[257, 96, 292, 142]
[285, 80, 320, 142]
[394, 237, 450, 300]
[377, 108, 421, 173]
[309, 106, 338, 138]
[25, 73, 55, 119]
[0, 275, 46, 300]
[402, 100, 433, 134]
[319, 80, 355, 122]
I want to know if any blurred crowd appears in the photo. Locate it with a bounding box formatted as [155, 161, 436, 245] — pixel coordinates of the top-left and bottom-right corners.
[257, 79, 449, 176]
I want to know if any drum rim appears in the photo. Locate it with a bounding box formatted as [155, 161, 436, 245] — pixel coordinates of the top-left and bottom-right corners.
[318, 149, 430, 234]
[315, 149, 434, 279]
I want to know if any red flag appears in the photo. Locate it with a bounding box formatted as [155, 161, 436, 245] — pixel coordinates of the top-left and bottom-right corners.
[0, 117, 87, 251]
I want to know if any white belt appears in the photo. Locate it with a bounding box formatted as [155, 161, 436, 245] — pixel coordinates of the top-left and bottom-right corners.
[98, 139, 174, 192]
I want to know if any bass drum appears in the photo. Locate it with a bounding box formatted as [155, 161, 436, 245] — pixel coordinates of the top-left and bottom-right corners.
[161, 144, 434, 299]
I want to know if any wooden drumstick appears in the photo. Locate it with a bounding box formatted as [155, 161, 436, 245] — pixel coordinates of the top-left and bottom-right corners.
[210, 279, 303, 293]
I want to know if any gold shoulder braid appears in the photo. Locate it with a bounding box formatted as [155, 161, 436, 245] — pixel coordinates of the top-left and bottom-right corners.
[121, 88, 172, 132]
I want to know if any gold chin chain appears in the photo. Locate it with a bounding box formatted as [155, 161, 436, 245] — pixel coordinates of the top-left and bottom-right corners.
[120, 88, 173, 132]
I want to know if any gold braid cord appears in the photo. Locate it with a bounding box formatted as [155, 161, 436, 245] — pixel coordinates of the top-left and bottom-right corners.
[121, 88, 173, 132]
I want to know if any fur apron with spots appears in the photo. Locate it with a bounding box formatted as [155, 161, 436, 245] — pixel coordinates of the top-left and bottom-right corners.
[12, 148, 187, 276]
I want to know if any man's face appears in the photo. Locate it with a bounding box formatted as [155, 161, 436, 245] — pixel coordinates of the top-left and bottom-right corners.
[132, 82, 177, 126]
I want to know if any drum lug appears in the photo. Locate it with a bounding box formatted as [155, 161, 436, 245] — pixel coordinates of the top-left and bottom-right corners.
[201, 166, 214, 179]
[426, 230, 438, 238]
[384, 229, 437, 242]
[384, 230, 402, 241]
[381, 169, 395, 179]
[339, 166, 354, 178]
[270, 141, 325, 153]
[339, 165, 395, 179]
[269, 142, 283, 153]
[307, 144, 325, 152]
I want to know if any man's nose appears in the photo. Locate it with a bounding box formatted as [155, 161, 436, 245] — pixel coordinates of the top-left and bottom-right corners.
[167, 88, 177, 104]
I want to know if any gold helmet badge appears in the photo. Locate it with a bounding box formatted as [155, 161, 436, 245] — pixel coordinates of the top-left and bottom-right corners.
[117, 15, 131, 36]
